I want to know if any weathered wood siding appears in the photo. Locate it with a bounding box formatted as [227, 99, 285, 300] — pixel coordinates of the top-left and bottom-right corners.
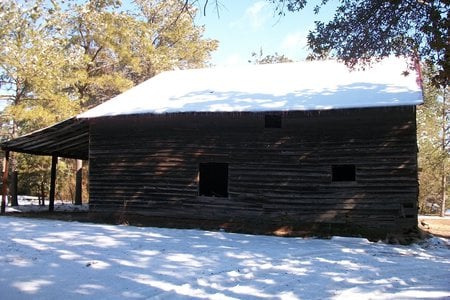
[88, 106, 418, 232]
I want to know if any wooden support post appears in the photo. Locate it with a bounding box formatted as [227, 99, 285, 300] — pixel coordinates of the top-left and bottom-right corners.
[75, 159, 82, 205]
[11, 171, 18, 206]
[49, 155, 58, 212]
[1, 151, 10, 214]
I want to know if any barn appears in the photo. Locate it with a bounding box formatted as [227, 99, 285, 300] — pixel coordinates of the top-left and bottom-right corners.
[1, 58, 423, 237]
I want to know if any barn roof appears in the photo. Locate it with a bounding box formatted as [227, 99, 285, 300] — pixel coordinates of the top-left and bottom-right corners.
[1, 58, 423, 159]
[78, 57, 423, 119]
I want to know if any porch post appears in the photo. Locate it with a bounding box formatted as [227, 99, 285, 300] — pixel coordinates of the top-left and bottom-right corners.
[74, 159, 82, 205]
[49, 155, 57, 212]
[1, 151, 10, 214]
[11, 171, 18, 206]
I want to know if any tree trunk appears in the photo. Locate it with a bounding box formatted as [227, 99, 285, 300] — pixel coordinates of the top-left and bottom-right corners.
[441, 87, 448, 217]
[441, 173, 447, 217]
[40, 179, 45, 206]
[1, 151, 10, 214]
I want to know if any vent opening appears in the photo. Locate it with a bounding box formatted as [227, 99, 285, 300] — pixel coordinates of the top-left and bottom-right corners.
[332, 165, 356, 182]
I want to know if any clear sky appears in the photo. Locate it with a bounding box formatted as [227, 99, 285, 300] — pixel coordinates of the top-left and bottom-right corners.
[195, 0, 338, 66]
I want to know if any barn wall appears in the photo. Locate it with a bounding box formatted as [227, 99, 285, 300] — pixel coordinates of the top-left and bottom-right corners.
[88, 106, 418, 234]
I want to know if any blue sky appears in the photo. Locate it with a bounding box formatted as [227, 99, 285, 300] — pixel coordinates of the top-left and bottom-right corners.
[195, 0, 338, 66]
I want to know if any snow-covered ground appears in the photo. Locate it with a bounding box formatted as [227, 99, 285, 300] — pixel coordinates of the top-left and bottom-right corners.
[5, 196, 89, 213]
[0, 216, 449, 300]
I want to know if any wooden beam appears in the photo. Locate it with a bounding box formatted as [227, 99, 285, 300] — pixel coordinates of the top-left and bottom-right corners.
[1, 151, 10, 214]
[11, 171, 18, 206]
[75, 159, 82, 205]
[49, 155, 58, 212]
[1, 117, 89, 160]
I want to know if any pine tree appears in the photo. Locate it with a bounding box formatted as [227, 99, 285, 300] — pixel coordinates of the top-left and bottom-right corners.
[417, 65, 449, 215]
[0, 0, 218, 202]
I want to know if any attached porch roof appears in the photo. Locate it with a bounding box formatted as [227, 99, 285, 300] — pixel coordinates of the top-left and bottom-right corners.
[1, 117, 89, 160]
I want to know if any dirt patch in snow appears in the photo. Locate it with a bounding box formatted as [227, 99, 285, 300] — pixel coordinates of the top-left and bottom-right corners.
[419, 216, 450, 238]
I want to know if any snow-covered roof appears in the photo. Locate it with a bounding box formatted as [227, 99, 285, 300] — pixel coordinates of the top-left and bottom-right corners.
[77, 57, 423, 118]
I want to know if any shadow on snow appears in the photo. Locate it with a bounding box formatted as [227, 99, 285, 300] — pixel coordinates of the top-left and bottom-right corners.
[0, 217, 449, 300]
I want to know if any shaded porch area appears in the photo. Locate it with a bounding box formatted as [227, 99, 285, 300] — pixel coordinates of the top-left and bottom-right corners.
[1, 117, 89, 213]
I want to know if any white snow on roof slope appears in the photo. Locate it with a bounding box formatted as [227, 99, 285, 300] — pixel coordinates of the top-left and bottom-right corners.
[77, 57, 423, 118]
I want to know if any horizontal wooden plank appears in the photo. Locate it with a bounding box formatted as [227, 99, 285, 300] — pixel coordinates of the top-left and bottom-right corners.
[88, 107, 418, 233]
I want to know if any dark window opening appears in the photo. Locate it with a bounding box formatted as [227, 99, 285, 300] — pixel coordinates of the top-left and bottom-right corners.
[402, 203, 415, 219]
[265, 114, 282, 128]
[199, 163, 228, 197]
[332, 165, 356, 182]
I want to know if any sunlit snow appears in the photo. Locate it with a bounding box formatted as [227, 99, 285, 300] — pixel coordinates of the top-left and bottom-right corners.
[78, 58, 422, 118]
[0, 216, 449, 300]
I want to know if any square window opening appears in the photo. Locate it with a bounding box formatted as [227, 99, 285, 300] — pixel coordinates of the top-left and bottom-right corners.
[332, 165, 356, 182]
[265, 114, 282, 128]
[199, 163, 228, 197]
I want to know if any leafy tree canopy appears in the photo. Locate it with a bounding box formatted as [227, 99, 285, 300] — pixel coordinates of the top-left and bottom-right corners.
[0, 0, 79, 136]
[66, 0, 218, 108]
[269, 0, 449, 87]
[0, 0, 218, 137]
[0, 0, 218, 200]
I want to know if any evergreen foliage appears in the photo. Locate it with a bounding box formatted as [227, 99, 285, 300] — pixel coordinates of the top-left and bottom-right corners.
[0, 0, 217, 201]
[417, 65, 450, 214]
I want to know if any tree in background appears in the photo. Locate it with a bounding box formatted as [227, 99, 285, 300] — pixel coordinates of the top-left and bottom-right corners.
[0, 0, 218, 202]
[248, 48, 293, 64]
[0, 1, 80, 137]
[66, 0, 217, 109]
[1, 0, 218, 129]
[0, 1, 81, 205]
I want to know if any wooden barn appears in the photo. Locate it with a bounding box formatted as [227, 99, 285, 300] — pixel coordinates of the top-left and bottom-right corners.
[1, 58, 423, 237]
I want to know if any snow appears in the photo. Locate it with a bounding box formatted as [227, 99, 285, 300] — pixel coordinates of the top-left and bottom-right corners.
[1, 216, 449, 300]
[77, 58, 423, 118]
[4, 196, 89, 213]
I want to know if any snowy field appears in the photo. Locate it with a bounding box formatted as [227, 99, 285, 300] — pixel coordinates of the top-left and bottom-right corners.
[0, 216, 449, 300]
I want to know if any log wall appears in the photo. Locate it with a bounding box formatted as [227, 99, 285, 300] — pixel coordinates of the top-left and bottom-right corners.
[88, 106, 418, 234]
